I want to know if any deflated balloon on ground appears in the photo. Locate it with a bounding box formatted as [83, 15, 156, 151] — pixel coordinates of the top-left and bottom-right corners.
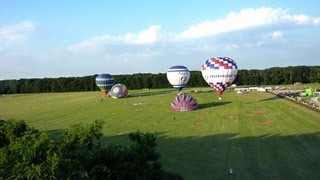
[171, 94, 198, 112]
[109, 84, 129, 98]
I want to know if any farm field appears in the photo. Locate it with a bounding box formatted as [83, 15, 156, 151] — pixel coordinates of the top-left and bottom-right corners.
[1, 88, 320, 179]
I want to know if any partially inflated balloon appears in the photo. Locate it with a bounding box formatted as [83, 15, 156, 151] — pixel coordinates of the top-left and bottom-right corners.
[167, 65, 190, 93]
[95, 74, 114, 96]
[109, 84, 128, 98]
[171, 94, 198, 112]
[201, 57, 238, 95]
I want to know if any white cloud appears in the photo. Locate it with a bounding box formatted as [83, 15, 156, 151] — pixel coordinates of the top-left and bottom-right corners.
[225, 44, 239, 51]
[123, 25, 161, 44]
[65, 7, 320, 57]
[67, 25, 162, 53]
[176, 7, 320, 40]
[314, 18, 320, 26]
[235, 30, 286, 49]
[2, 8, 320, 79]
[271, 31, 284, 40]
[281, 13, 318, 25]
[0, 21, 36, 43]
[176, 7, 285, 40]
[66, 35, 110, 53]
[123, 58, 129, 62]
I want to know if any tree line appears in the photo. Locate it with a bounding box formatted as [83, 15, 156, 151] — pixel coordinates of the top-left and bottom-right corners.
[0, 66, 319, 94]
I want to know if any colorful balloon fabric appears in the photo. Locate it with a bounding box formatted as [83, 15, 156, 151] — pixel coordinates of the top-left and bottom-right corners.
[171, 94, 198, 112]
[109, 84, 128, 98]
[201, 57, 238, 95]
[95, 74, 114, 95]
[167, 65, 190, 93]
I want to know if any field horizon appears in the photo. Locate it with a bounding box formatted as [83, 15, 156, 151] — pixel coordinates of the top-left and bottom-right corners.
[1, 88, 320, 179]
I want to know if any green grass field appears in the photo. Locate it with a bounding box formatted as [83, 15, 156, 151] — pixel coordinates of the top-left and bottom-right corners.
[1, 88, 320, 179]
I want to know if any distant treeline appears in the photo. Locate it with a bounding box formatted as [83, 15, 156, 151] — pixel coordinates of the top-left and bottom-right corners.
[1, 66, 319, 94]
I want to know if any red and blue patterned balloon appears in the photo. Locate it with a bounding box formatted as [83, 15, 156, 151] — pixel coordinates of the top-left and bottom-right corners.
[171, 94, 198, 112]
[201, 57, 238, 95]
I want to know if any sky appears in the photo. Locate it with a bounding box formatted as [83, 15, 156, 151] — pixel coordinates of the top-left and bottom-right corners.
[1, 0, 320, 79]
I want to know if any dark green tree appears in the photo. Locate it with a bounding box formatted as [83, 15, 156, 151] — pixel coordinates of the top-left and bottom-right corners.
[0, 119, 182, 179]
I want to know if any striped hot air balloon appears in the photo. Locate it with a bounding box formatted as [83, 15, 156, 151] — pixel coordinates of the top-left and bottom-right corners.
[167, 65, 190, 93]
[95, 73, 114, 96]
[171, 94, 198, 112]
[201, 57, 238, 96]
[109, 84, 128, 99]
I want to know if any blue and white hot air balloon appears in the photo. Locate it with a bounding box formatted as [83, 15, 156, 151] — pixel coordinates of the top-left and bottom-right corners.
[167, 65, 190, 93]
[95, 73, 114, 96]
[201, 57, 238, 96]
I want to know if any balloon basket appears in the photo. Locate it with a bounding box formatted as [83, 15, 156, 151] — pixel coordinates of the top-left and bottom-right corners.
[101, 91, 108, 97]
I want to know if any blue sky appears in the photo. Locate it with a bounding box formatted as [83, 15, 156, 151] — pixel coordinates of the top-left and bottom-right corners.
[1, 0, 320, 79]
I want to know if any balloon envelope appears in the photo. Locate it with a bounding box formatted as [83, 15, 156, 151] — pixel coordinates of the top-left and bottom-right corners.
[167, 65, 190, 92]
[95, 74, 114, 94]
[171, 94, 198, 112]
[109, 84, 128, 98]
[201, 57, 238, 95]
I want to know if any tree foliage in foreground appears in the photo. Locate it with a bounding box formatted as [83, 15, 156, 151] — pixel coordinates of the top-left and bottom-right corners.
[0, 119, 182, 180]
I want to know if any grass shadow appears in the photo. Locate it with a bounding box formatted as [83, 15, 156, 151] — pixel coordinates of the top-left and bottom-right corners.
[129, 89, 175, 98]
[258, 95, 283, 102]
[42, 125, 320, 179]
[100, 132, 320, 180]
[198, 101, 232, 110]
[245, 95, 283, 104]
[45, 129, 67, 139]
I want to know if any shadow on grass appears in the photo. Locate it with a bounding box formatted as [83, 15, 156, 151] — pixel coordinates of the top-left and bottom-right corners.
[45, 127, 320, 179]
[258, 95, 283, 102]
[245, 95, 283, 104]
[100, 132, 320, 180]
[45, 129, 67, 139]
[198, 101, 232, 110]
[129, 89, 175, 98]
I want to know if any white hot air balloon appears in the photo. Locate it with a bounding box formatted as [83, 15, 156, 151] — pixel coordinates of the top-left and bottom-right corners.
[201, 57, 238, 96]
[167, 65, 190, 93]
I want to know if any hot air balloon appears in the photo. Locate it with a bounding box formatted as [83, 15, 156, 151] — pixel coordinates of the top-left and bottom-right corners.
[171, 94, 198, 112]
[109, 84, 128, 99]
[167, 65, 190, 94]
[95, 73, 114, 96]
[201, 57, 238, 97]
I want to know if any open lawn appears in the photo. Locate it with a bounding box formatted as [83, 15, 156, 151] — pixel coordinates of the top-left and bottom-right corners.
[1, 88, 320, 179]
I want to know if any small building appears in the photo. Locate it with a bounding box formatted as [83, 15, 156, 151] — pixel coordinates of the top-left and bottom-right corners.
[234, 88, 249, 92]
[265, 87, 272, 91]
[257, 87, 266, 92]
[275, 86, 286, 90]
[249, 87, 259, 91]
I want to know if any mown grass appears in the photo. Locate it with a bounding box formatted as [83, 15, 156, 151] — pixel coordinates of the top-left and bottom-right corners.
[1, 88, 320, 179]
